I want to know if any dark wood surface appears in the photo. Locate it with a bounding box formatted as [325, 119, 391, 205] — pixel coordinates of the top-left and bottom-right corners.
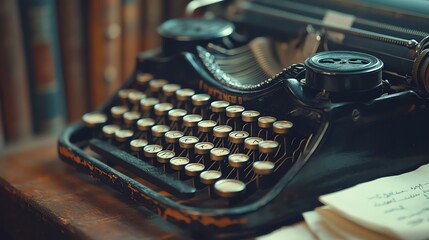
[0, 138, 190, 240]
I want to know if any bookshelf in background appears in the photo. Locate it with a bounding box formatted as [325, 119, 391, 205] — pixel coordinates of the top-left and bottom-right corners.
[57, 0, 89, 123]
[0, 0, 33, 143]
[0, 0, 192, 148]
[19, 0, 66, 135]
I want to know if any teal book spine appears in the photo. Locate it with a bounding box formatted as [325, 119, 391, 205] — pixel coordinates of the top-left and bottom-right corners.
[19, 0, 66, 134]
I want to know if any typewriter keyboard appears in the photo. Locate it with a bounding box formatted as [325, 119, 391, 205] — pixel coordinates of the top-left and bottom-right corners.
[82, 73, 309, 207]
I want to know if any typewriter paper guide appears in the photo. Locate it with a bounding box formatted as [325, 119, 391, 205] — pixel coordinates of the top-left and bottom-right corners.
[320, 163, 429, 239]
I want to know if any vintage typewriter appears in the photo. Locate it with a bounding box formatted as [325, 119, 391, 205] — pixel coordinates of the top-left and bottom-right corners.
[58, 0, 429, 238]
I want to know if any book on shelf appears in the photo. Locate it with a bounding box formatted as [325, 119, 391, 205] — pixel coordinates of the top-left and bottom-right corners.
[88, 0, 123, 109]
[121, 0, 142, 82]
[141, 0, 164, 50]
[164, 0, 189, 19]
[0, 98, 4, 148]
[56, 0, 89, 122]
[0, 0, 33, 142]
[19, 0, 66, 135]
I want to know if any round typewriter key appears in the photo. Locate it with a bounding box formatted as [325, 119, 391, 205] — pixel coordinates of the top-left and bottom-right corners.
[176, 88, 195, 101]
[226, 105, 245, 118]
[157, 150, 175, 164]
[183, 114, 203, 127]
[165, 130, 184, 143]
[128, 91, 146, 104]
[130, 139, 148, 152]
[179, 136, 199, 149]
[200, 170, 222, 185]
[214, 179, 246, 198]
[154, 102, 173, 116]
[115, 129, 134, 142]
[258, 116, 277, 128]
[140, 97, 159, 111]
[192, 93, 211, 106]
[151, 125, 170, 137]
[229, 131, 249, 144]
[137, 73, 153, 86]
[253, 161, 275, 175]
[213, 125, 233, 138]
[168, 109, 187, 121]
[273, 120, 293, 135]
[149, 79, 168, 93]
[244, 137, 263, 150]
[198, 120, 217, 133]
[194, 142, 214, 155]
[210, 148, 230, 161]
[242, 110, 260, 123]
[137, 118, 155, 131]
[185, 163, 205, 177]
[162, 83, 181, 97]
[170, 157, 190, 170]
[82, 112, 107, 128]
[258, 140, 279, 154]
[118, 89, 136, 102]
[143, 144, 163, 158]
[211, 101, 230, 113]
[111, 106, 129, 119]
[102, 124, 121, 138]
[228, 153, 249, 168]
[123, 111, 141, 125]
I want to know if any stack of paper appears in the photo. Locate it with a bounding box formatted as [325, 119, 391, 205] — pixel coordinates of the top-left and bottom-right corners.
[258, 163, 429, 239]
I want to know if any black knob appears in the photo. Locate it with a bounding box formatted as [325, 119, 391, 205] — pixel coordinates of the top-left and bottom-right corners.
[412, 49, 429, 95]
[158, 18, 234, 56]
[304, 51, 383, 96]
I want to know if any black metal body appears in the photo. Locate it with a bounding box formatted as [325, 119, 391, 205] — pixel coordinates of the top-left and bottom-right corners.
[58, 49, 429, 238]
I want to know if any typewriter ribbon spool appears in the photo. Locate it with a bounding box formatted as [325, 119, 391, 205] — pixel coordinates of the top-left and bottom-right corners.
[304, 51, 384, 101]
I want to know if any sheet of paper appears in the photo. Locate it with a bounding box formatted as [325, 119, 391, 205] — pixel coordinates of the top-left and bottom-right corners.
[303, 209, 343, 240]
[315, 207, 392, 240]
[320, 163, 429, 239]
[257, 221, 316, 240]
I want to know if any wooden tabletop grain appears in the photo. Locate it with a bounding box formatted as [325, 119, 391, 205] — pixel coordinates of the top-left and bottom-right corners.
[0, 138, 191, 240]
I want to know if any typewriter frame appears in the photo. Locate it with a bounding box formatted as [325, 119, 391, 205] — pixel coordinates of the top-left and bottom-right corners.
[58, 47, 429, 238]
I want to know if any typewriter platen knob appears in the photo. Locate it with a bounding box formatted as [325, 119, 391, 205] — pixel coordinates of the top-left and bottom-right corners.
[412, 49, 429, 94]
[304, 51, 383, 100]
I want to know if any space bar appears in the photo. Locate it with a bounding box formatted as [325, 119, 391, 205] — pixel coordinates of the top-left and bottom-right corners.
[89, 139, 196, 199]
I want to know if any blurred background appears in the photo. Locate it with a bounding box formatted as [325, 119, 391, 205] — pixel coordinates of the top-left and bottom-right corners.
[0, 0, 189, 150]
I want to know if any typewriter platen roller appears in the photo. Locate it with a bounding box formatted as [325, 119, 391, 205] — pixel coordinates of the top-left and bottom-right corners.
[58, 0, 429, 238]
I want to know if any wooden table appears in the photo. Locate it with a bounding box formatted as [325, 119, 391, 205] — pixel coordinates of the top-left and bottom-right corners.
[0, 137, 190, 239]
